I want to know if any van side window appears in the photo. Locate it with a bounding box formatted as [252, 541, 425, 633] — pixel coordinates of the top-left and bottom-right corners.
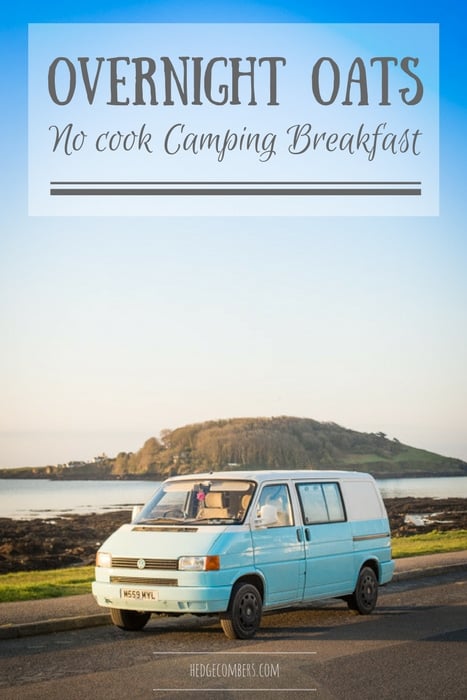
[257, 484, 293, 527]
[296, 482, 346, 524]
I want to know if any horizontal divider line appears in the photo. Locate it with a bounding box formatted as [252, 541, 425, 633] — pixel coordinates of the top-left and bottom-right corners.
[152, 651, 318, 655]
[50, 180, 422, 186]
[50, 188, 421, 197]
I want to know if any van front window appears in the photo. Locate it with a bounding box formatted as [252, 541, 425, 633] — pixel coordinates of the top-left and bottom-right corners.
[256, 484, 293, 527]
[136, 479, 255, 525]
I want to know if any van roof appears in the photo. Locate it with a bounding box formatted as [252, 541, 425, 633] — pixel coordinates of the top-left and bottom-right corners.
[167, 469, 374, 483]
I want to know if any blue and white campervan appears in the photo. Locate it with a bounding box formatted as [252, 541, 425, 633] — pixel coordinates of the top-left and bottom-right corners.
[93, 470, 394, 639]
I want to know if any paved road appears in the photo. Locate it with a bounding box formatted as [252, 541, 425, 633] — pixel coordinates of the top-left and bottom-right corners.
[0, 566, 466, 699]
[1, 549, 466, 638]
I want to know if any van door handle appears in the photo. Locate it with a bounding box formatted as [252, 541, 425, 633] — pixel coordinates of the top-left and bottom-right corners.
[304, 528, 311, 541]
[296, 528, 303, 542]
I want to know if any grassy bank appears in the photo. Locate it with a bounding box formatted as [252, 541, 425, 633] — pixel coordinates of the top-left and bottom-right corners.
[390, 529, 467, 558]
[1, 531, 466, 603]
[0, 566, 94, 603]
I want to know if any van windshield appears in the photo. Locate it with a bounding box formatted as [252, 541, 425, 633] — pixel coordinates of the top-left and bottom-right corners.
[136, 479, 256, 525]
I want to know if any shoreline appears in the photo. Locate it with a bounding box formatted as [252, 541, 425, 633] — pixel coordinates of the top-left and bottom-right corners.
[0, 471, 466, 481]
[1, 497, 466, 575]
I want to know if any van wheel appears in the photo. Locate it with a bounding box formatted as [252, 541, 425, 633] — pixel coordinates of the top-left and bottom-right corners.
[220, 582, 262, 639]
[347, 566, 378, 614]
[110, 608, 151, 631]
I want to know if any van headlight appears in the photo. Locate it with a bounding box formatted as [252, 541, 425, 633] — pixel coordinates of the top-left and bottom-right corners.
[96, 551, 112, 568]
[178, 555, 220, 571]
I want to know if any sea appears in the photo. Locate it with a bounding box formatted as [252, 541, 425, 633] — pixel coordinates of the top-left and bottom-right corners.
[0, 475, 466, 520]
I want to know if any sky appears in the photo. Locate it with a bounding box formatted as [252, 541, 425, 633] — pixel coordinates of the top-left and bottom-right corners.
[1, 1, 466, 468]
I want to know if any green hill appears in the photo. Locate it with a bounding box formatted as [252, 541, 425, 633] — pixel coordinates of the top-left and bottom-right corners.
[111, 416, 467, 479]
[2, 416, 466, 480]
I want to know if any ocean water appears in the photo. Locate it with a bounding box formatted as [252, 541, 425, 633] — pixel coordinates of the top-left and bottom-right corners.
[0, 479, 159, 519]
[377, 475, 467, 499]
[0, 476, 466, 519]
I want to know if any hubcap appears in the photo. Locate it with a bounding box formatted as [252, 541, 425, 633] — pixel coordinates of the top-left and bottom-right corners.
[361, 576, 375, 604]
[240, 594, 257, 626]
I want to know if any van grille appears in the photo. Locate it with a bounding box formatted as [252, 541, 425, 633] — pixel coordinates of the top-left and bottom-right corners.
[111, 576, 178, 586]
[111, 557, 178, 570]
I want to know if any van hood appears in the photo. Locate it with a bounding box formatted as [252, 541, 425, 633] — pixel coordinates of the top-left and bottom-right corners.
[100, 522, 226, 559]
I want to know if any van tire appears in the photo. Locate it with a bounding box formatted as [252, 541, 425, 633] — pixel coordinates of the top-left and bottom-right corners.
[220, 582, 262, 639]
[110, 608, 151, 631]
[347, 566, 378, 614]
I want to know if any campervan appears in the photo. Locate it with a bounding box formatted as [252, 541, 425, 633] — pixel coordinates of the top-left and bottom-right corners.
[93, 470, 394, 639]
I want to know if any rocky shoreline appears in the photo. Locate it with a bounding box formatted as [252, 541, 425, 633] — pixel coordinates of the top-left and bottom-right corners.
[1, 498, 466, 574]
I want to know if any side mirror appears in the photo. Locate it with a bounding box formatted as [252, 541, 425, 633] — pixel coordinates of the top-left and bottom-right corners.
[131, 504, 143, 522]
[253, 504, 278, 528]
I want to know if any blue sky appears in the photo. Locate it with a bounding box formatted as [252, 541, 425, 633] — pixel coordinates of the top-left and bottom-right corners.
[1, 1, 466, 467]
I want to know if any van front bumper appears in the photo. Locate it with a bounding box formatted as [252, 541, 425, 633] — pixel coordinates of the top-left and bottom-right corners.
[92, 580, 231, 614]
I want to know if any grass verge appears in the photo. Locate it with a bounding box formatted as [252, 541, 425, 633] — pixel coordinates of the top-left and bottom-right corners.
[1, 531, 466, 603]
[0, 566, 94, 603]
[391, 529, 467, 558]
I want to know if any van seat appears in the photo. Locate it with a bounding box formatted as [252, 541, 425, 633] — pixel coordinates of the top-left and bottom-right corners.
[276, 510, 291, 526]
[197, 492, 230, 519]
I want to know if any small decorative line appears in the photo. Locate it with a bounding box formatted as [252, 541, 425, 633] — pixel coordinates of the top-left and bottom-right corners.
[49, 180, 422, 197]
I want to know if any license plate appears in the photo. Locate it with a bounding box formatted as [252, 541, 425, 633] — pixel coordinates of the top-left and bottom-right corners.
[120, 588, 159, 601]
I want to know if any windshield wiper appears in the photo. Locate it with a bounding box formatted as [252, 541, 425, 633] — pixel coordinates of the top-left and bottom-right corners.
[196, 517, 236, 523]
[138, 517, 197, 525]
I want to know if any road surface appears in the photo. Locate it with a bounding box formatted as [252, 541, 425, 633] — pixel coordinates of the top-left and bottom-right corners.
[0, 571, 466, 699]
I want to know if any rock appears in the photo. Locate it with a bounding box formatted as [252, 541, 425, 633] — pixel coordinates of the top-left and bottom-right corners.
[0, 511, 129, 574]
[384, 497, 467, 536]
